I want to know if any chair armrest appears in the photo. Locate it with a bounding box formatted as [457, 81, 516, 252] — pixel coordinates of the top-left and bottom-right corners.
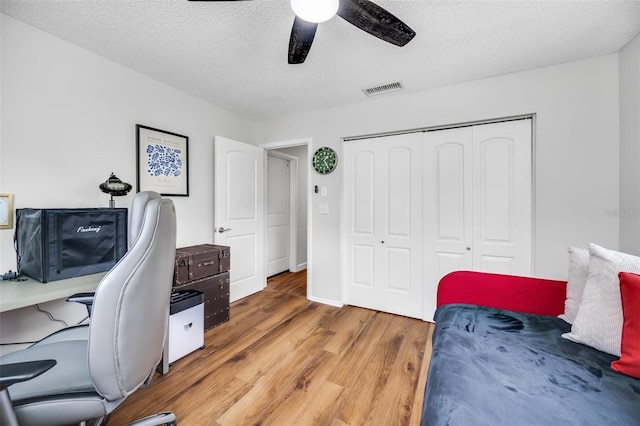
[0, 360, 57, 426]
[67, 292, 95, 316]
[437, 271, 567, 316]
[0, 360, 56, 391]
[66, 292, 95, 305]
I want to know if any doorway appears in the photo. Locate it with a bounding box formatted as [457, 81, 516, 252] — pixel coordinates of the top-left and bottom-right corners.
[261, 139, 310, 298]
[266, 152, 294, 277]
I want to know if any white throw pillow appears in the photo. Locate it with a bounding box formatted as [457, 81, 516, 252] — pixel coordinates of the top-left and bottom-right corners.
[562, 243, 640, 356]
[559, 246, 590, 324]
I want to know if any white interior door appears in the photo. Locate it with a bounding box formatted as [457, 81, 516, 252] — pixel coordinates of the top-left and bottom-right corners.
[422, 118, 532, 321]
[214, 136, 265, 302]
[423, 126, 474, 320]
[472, 119, 532, 274]
[266, 154, 290, 277]
[343, 133, 423, 319]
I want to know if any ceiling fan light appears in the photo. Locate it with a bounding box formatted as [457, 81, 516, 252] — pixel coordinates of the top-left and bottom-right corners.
[291, 0, 339, 23]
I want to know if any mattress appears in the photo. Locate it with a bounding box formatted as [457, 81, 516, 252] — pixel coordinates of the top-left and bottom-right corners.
[421, 304, 640, 425]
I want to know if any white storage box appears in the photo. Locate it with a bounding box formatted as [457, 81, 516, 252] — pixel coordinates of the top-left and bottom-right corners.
[166, 290, 204, 365]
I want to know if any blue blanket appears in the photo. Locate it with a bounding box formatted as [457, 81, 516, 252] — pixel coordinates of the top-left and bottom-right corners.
[421, 304, 640, 425]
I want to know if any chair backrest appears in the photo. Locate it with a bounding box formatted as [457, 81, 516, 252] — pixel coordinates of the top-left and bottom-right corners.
[128, 191, 162, 247]
[87, 195, 176, 400]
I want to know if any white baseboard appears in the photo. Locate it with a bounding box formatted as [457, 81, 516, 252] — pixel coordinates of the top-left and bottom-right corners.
[308, 295, 343, 308]
[290, 262, 307, 273]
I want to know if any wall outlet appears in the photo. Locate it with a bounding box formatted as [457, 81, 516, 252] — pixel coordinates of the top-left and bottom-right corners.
[319, 203, 329, 215]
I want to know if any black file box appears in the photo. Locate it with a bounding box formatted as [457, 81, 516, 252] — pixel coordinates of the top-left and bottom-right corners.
[15, 208, 128, 283]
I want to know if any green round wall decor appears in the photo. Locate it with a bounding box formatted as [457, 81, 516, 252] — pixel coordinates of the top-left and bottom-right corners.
[312, 146, 338, 175]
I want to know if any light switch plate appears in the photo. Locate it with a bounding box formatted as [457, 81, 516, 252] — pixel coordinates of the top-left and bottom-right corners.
[319, 203, 329, 215]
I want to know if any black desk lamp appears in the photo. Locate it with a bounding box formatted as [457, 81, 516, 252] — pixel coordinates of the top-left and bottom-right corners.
[99, 173, 132, 208]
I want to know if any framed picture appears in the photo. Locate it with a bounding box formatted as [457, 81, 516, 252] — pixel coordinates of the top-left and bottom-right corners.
[0, 193, 14, 229]
[136, 125, 189, 196]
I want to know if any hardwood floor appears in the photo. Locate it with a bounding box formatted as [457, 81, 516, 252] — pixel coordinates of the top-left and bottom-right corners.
[109, 270, 434, 425]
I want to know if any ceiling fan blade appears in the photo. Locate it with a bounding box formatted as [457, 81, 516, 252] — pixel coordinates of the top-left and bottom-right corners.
[288, 16, 318, 64]
[337, 0, 415, 47]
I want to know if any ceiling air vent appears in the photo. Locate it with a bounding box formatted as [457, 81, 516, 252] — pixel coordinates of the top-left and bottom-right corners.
[362, 81, 403, 97]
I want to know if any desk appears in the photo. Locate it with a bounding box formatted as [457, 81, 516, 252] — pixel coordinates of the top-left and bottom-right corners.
[0, 273, 105, 313]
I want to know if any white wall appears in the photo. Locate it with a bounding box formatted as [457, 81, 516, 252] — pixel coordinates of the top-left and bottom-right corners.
[619, 33, 640, 256]
[0, 14, 257, 271]
[0, 14, 257, 354]
[258, 54, 621, 305]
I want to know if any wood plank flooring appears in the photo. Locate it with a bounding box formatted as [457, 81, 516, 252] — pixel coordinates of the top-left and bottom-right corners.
[108, 270, 434, 425]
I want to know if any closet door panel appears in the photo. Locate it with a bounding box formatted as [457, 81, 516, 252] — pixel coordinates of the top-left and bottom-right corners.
[435, 252, 468, 279]
[344, 133, 423, 319]
[386, 247, 411, 292]
[423, 127, 473, 320]
[477, 138, 513, 242]
[437, 144, 467, 240]
[424, 118, 532, 321]
[387, 147, 413, 237]
[473, 120, 532, 275]
[353, 151, 375, 235]
[479, 255, 514, 274]
[352, 244, 375, 287]
[348, 149, 378, 302]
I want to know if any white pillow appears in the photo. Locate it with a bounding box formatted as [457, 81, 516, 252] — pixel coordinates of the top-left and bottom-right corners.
[562, 243, 640, 356]
[559, 246, 589, 324]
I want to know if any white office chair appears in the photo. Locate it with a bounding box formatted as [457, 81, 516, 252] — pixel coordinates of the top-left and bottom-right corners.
[64, 190, 163, 317]
[0, 192, 177, 426]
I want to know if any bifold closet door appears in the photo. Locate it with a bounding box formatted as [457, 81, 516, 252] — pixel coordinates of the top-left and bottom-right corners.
[423, 126, 474, 320]
[343, 133, 423, 319]
[423, 119, 532, 321]
[472, 120, 532, 274]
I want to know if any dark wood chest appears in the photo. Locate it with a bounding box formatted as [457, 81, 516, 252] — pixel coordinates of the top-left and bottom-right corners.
[174, 244, 231, 285]
[172, 244, 230, 330]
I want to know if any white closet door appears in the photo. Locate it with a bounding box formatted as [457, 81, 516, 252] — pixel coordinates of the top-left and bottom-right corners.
[472, 119, 532, 275]
[343, 133, 423, 319]
[423, 119, 532, 321]
[423, 126, 473, 320]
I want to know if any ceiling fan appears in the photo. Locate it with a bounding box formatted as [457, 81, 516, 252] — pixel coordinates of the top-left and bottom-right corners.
[188, 0, 416, 64]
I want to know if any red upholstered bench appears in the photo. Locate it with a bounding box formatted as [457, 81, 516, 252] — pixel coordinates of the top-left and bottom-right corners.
[436, 270, 567, 316]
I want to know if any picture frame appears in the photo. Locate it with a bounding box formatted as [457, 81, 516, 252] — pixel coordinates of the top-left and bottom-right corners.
[136, 125, 189, 196]
[0, 193, 14, 229]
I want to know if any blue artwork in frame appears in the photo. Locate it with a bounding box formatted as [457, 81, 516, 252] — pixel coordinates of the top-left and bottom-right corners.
[136, 125, 189, 196]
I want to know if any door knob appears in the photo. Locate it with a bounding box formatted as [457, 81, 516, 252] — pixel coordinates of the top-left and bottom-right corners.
[215, 227, 232, 233]
[466, 247, 471, 250]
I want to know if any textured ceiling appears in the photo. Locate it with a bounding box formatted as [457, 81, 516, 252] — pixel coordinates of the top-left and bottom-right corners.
[2, 0, 639, 121]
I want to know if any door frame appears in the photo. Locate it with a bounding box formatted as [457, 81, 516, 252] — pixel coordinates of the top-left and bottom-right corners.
[260, 138, 312, 298]
[266, 150, 299, 274]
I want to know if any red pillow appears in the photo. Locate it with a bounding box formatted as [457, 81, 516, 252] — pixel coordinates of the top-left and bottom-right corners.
[611, 272, 640, 378]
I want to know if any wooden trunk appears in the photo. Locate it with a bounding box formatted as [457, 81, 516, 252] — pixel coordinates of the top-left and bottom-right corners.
[173, 272, 230, 330]
[172, 244, 231, 331]
[173, 244, 231, 286]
